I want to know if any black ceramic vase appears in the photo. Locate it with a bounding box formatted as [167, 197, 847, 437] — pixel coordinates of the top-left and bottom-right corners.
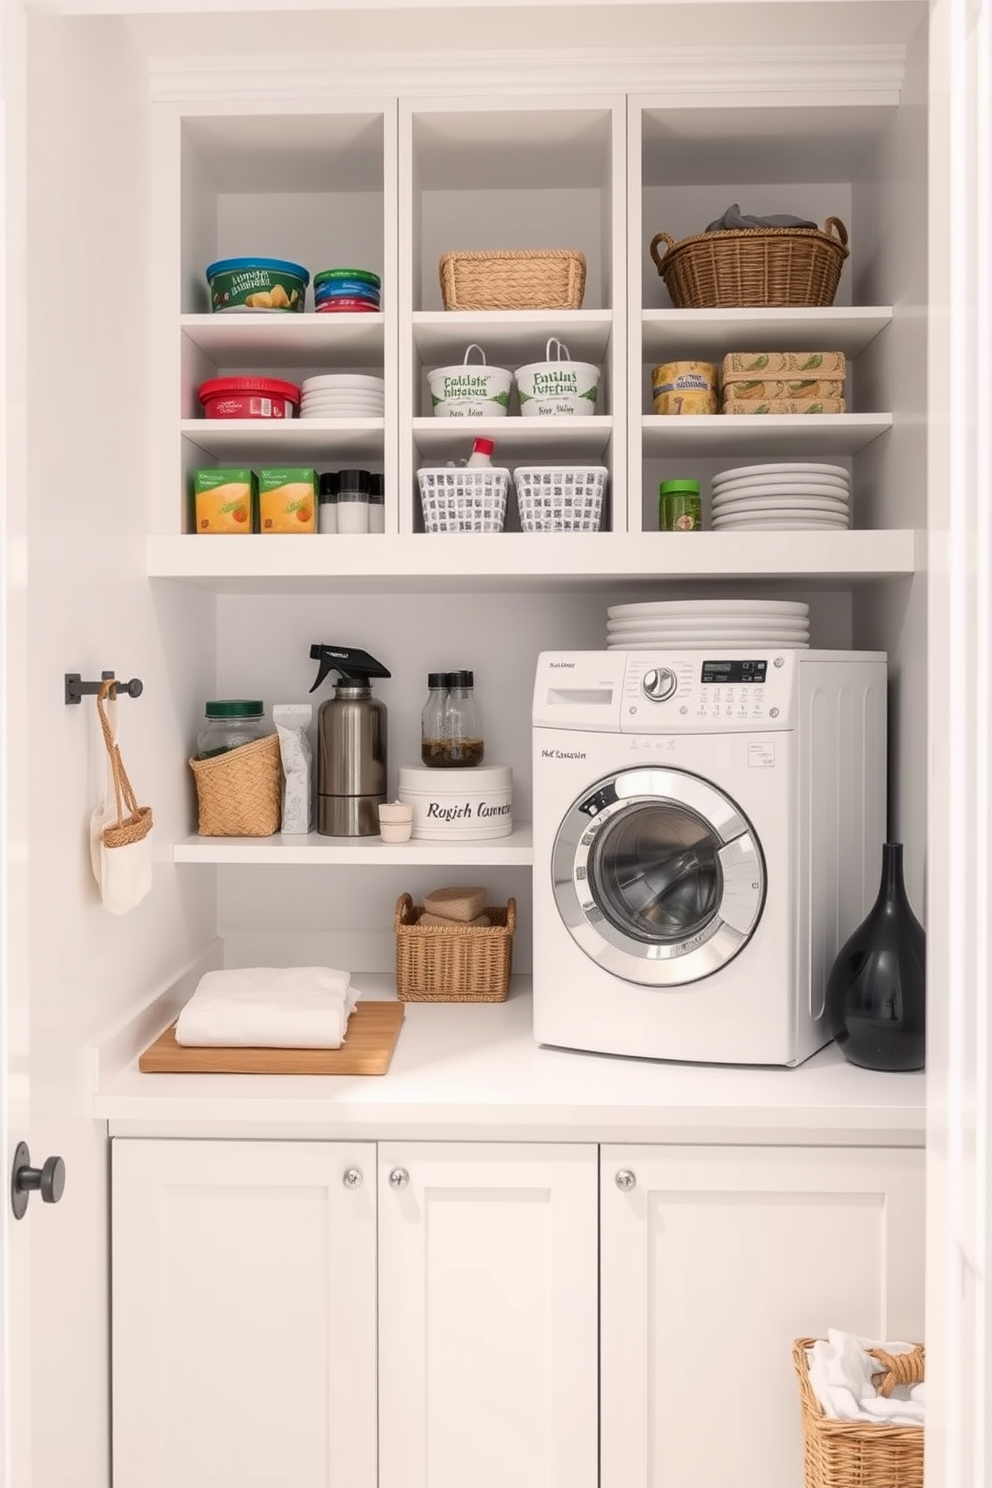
[825, 842, 925, 1071]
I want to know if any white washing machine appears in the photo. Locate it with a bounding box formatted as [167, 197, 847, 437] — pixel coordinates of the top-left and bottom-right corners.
[532, 649, 887, 1066]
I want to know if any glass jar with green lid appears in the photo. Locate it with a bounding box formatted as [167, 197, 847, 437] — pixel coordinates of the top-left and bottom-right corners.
[196, 700, 272, 759]
[659, 479, 702, 532]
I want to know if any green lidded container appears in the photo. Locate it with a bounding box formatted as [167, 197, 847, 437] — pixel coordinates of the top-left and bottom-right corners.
[659, 479, 701, 532]
[196, 701, 272, 759]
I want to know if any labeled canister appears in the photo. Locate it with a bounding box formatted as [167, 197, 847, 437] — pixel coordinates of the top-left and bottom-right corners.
[651, 360, 719, 415]
[659, 480, 701, 532]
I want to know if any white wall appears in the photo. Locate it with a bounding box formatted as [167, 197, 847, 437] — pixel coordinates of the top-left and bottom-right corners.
[21, 15, 215, 1485]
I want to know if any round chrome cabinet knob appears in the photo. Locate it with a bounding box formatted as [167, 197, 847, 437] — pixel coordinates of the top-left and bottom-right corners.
[342, 1168, 364, 1190]
[642, 668, 678, 702]
[389, 1167, 410, 1190]
[615, 1169, 636, 1192]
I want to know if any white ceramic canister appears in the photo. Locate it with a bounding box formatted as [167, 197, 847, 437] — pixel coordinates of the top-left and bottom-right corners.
[397, 763, 513, 840]
[515, 338, 601, 417]
[426, 344, 512, 418]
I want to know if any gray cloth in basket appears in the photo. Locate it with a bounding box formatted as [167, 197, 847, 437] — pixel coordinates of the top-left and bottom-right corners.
[705, 203, 818, 232]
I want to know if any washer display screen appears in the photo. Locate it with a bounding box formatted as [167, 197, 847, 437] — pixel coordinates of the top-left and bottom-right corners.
[700, 659, 768, 683]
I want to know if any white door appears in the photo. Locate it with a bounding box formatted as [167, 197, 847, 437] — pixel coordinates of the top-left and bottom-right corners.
[600, 1144, 925, 1488]
[111, 1139, 377, 1488]
[378, 1141, 598, 1488]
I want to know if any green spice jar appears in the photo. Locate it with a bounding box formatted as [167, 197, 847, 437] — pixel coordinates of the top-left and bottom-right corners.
[659, 479, 702, 532]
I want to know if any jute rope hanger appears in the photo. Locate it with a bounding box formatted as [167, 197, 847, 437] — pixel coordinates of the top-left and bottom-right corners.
[96, 678, 153, 848]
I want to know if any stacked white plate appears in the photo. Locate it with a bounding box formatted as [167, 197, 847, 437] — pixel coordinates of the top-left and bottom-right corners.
[299, 374, 385, 420]
[710, 462, 850, 531]
[607, 598, 810, 649]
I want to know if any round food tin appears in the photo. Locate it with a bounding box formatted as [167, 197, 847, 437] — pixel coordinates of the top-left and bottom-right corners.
[651, 360, 719, 415]
[397, 764, 513, 840]
[197, 377, 301, 420]
[314, 267, 381, 290]
[205, 257, 309, 314]
[659, 479, 702, 532]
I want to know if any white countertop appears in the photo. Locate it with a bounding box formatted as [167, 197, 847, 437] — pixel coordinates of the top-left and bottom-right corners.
[95, 977, 927, 1143]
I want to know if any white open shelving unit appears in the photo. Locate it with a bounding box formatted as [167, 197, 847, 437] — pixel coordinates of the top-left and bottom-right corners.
[148, 89, 924, 878]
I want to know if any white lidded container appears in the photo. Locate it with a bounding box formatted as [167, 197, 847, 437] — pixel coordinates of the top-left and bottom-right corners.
[397, 764, 513, 840]
[426, 343, 512, 418]
[515, 337, 601, 416]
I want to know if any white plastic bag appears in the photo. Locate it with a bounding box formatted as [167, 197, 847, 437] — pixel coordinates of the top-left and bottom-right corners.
[90, 681, 154, 915]
[273, 703, 314, 833]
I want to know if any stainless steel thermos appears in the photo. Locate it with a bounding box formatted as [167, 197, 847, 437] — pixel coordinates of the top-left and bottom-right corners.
[309, 645, 391, 836]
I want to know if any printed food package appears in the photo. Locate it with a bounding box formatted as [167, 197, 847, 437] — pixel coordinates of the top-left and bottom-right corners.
[721, 378, 846, 402]
[722, 351, 847, 378]
[258, 468, 317, 533]
[194, 468, 256, 533]
[723, 397, 847, 415]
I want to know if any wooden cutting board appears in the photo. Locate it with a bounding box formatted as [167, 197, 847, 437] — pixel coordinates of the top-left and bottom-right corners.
[138, 1000, 404, 1076]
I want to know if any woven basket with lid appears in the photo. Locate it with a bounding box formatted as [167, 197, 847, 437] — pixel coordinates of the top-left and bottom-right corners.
[650, 218, 849, 308]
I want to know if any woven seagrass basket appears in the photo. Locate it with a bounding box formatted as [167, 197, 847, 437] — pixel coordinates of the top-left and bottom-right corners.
[793, 1337, 924, 1488]
[394, 893, 515, 1002]
[189, 733, 282, 837]
[650, 218, 849, 308]
[439, 249, 586, 311]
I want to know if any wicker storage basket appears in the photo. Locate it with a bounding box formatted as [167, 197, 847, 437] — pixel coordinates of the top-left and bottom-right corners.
[394, 892, 515, 1002]
[793, 1337, 924, 1488]
[189, 733, 282, 836]
[514, 466, 607, 532]
[417, 466, 510, 533]
[649, 218, 849, 308]
[439, 249, 586, 311]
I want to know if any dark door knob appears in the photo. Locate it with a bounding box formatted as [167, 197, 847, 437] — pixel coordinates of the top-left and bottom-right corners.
[10, 1142, 65, 1220]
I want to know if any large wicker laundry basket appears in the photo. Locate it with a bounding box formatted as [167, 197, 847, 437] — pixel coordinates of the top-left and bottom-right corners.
[793, 1337, 924, 1488]
[650, 218, 849, 308]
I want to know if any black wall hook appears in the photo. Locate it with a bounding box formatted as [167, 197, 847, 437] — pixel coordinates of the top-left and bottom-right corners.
[64, 671, 144, 705]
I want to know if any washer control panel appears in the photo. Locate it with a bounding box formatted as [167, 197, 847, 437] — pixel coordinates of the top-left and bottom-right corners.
[622, 654, 791, 730]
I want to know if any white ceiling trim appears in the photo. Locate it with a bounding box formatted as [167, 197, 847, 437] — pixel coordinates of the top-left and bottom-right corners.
[146, 44, 906, 103]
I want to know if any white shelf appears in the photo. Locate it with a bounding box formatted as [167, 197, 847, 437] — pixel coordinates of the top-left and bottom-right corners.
[413, 310, 614, 364]
[174, 825, 534, 866]
[181, 418, 384, 462]
[180, 313, 386, 367]
[413, 416, 613, 462]
[640, 307, 893, 361]
[148, 531, 919, 593]
[642, 413, 892, 459]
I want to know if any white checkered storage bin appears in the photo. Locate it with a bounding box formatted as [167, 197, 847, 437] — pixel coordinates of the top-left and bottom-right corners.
[417, 467, 510, 533]
[514, 466, 608, 532]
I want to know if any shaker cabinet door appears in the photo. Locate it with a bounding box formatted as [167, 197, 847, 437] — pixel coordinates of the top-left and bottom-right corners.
[111, 1138, 377, 1488]
[600, 1144, 925, 1488]
[377, 1141, 599, 1488]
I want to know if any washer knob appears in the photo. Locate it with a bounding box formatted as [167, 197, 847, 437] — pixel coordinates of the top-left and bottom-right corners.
[642, 668, 678, 702]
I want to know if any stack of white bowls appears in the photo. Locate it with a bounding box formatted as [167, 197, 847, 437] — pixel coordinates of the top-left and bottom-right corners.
[606, 598, 811, 649]
[299, 374, 385, 420]
[710, 462, 851, 531]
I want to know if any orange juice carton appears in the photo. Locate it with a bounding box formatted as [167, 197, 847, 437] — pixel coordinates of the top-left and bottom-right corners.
[194, 468, 256, 533]
[258, 468, 317, 533]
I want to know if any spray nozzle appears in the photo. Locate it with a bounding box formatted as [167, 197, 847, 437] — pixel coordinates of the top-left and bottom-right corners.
[309, 645, 392, 693]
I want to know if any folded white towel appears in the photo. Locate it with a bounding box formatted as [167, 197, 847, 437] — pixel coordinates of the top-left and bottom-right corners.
[174, 967, 358, 1049]
[807, 1329, 925, 1427]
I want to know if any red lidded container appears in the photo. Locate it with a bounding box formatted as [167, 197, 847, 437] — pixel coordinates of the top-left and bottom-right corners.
[198, 377, 301, 420]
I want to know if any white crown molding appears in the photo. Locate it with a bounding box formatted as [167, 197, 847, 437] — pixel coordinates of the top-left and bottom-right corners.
[147, 43, 906, 104]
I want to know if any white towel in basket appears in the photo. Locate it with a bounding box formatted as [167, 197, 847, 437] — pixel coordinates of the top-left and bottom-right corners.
[174, 967, 358, 1049]
[806, 1329, 925, 1426]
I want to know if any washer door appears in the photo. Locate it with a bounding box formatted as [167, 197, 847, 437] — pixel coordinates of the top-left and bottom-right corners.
[552, 766, 766, 987]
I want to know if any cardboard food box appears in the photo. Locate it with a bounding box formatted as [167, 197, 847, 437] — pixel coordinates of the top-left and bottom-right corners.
[720, 378, 846, 401]
[722, 397, 847, 415]
[258, 468, 317, 533]
[722, 351, 847, 378]
[193, 468, 256, 534]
